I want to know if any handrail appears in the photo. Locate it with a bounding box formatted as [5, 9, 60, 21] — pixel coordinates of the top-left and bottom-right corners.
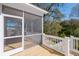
[42, 33, 70, 56]
[43, 34, 64, 40]
[71, 37, 79, 40]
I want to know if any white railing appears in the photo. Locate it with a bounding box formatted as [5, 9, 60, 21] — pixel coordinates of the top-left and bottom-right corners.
[70, 36, 79, 54]
[42, 33, 70, 56]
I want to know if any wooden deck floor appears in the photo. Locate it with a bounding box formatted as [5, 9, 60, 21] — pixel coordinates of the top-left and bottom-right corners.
[13, 45, 64, 56]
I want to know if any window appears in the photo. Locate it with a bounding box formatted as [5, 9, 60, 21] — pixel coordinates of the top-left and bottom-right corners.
[4, 16, 22, 37]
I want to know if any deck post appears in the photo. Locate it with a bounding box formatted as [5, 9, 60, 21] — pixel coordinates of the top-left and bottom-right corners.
[0, 4, 4, 55]
[22, 11, 24, 50]
[70, 36, 74, 51]
[41, 15, 44, 44]
[64, 37, 70, 56]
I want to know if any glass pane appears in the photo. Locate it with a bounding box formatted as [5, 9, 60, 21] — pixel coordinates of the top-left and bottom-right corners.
[24, 12, 42, 35]
[4, 37, 22, 52]
[2, 5, 23, 17]
[4, 16, 22, 37]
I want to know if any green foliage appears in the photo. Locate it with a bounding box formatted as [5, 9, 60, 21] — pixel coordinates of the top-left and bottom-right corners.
[59, 32, 65, 38]
[74, 28, 79, 37]
[33, 3, 79, 37]
[44, 19, 62, 36]
[59, 20, 79, 37]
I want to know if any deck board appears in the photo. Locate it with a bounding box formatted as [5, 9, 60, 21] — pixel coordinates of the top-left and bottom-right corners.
[13, 45, 64, 56]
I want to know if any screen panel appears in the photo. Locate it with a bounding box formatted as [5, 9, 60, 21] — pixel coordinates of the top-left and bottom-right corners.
[4, 16, 22, 37]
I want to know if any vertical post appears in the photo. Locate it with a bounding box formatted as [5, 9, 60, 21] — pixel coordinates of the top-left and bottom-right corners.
[41, 15, 44, 44]
[70, 36, 74, 50]
[0, 4, 4, 55]
[64, 37, 70, 56]
[22, 11, 24, 50]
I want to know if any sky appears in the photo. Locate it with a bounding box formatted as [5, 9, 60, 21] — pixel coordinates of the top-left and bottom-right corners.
[58, 3, 77, 20]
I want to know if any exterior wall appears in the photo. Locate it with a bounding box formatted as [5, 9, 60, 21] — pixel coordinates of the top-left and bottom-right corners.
[0, 4, 4, 55]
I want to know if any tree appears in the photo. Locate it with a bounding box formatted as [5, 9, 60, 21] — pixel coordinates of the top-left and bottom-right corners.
[70, 4, 79, 17]
[44, 20, 51, 34]
[51, 19, 62, 36]
[74, 28, 79, 37]
[33, 3, 64, 36]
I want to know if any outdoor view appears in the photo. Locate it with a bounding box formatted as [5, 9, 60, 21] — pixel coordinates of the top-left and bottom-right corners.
[33, 3, 79, 37]
[33, 3, 79, 55]
[2, 3, 79, 56]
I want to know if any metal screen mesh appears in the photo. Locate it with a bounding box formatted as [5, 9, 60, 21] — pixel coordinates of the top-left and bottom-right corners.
[24, 12, 42, 35]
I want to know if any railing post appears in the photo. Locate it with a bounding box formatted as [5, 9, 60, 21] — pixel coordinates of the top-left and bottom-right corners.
[64, 37, 70, 56]
[70, 36, 74, 51]
[42, 33, 45, 45]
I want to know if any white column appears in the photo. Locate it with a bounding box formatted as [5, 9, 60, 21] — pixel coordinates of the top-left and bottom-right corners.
[22, 11, 24, 50]
[64, 37, 70, 56]
[0, 4, 4, 55]
[70, 36, 74, 50]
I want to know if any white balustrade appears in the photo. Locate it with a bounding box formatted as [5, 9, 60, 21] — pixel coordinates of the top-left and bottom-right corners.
[42, 33, 70, 56]
[70, 36, 79, 54]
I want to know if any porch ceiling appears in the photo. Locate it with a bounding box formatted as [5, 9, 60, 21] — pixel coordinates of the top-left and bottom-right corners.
[2, 3, 48, 16]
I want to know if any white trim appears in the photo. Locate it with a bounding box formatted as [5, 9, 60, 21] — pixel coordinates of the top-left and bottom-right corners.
[2, 13, 23, 55]
[24, 33, 42, 37]
[22, 11, 24, 50]
[72, 37, 79, 40]
[0, 13, 4, 55]
[2, 13, 23, 19]
[3, 47, 23, 56]
[4, 35, 22, 39]
[3, 3, 48, 16]
[26, 4, 48, 14]
[45, 34, 64, 40]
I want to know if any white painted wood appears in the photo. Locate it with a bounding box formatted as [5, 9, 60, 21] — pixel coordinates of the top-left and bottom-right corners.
[3, 47, 23, 56]
[0, 13, 4, 55]
[2, 13, 23, 55]
[64, 37, 70, 56]
[0, 4, 46, 56]
[71, 36, 79, 53]
[42, 34, 66, 55]
[22, 11, 24, 50]
[2, 14, 23, 19]
[45, 34, 64, 40]
[3, 3, 48, 16]
[70, 36, 74, 50]
[4, 35, 22, 39]
[24, 33, 42, 37]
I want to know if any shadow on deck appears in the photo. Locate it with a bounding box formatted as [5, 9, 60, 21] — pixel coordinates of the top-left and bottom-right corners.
[13, 45, 64, 56]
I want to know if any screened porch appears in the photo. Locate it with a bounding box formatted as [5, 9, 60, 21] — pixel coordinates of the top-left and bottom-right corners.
[0, 3, 48, 55]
